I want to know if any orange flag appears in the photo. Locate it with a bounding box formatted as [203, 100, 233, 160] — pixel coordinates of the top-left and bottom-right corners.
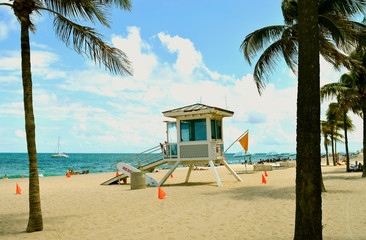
[158, 186, 166, 199]
[16, 183, 21, 194]
[264, 169, 268, 177]
[66, 172, 71, 178]
[262, 174, 267, 184]
[22, 174, 24, 179]
[116, 171, 119, 177]
[238, 133, 249, 154]
[170, 174, 173, 178]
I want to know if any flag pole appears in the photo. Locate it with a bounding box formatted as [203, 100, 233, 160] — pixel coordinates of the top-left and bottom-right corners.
[224, 130, 249, 154]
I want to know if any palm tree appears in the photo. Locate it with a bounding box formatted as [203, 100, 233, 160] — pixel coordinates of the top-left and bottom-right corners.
[294, 0, 322, 238]
[0, 0, 132, 232]
[322, 80, 358, 170]
[320, 56, 366, 176]
[240, 0, 365, 238]
[348, 47, 366, 177]
[321, 120, 332, 165]
[341, 113, 355, 171]
[326, 102, 345, 165]
[240, 0, 366, 95]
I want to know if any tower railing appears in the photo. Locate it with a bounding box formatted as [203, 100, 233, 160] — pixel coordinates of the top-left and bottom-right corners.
[111, 144, 165, 171]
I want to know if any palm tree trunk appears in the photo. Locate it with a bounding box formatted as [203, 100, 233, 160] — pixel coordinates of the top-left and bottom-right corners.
[335, 141, 337, 163]
[295, 0, 322, 238]
[325, 143, 329, 165]
[362, 106, 366, 178]
[331, 134, 336, 166]
[344, 113, 350, 172]
[20, 19, 43, 232]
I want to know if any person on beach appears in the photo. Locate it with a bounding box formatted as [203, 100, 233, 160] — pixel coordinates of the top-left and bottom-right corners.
[357, 163, 363, 171]
[3, 174, 8, 179]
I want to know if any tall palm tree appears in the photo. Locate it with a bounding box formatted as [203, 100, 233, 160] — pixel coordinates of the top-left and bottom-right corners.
[240, 0, 365, 238]
[341, 113, 355, 171]
[322, 80, 357, 170]
[294, 0, 322, 238]
[0, 0, 132, 232]
[321, 120, 332, 165]
[240, 0, 366, 95]
[349, 47, 366, 177]
[320, 55, 366, 176]
[326, 102, 345, 165]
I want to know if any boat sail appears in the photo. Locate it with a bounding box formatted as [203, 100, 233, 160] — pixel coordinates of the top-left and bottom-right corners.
[51, 137, 69, 158]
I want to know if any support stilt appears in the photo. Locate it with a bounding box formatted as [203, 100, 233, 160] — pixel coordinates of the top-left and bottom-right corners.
[159, 161, 180, 186]
[209, 160, 222, 187]
[222, 160, 242, 182]
[185, 164, 194, 183]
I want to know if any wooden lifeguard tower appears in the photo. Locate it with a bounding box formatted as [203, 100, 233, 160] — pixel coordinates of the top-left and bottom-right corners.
[160, 103, 242, 186]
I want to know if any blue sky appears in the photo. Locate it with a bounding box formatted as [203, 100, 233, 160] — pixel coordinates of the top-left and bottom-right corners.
[0, 0, 363, 154]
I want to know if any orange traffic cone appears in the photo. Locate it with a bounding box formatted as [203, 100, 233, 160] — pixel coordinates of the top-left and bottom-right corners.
[264, 169, 268, 177]
[66, 172, 71, 178]
[116, 171, 119, 177]
[22, 174, 24, 179]
[262, 174, 267, 184]
[16, 183, 21, 195]
[158, 186, 166, 199]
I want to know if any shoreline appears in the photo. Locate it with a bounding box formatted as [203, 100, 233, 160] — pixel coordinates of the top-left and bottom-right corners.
[1, 155, 362, 180]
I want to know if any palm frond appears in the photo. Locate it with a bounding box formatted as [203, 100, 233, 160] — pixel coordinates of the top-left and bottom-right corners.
[319, 36, 355, 70]
[240, 25, 288, 65]
[98, 0, 132, 10]
[320, 82, 349, 101]
[319, 14, 345, 47]
[0, 3, 13, 7]
[319, 0, 366, 17]
[53, 13, 132, 76]
[333, 19, 366, 51]
[252, 36, 297, 95]
[42, 0, 112, 27]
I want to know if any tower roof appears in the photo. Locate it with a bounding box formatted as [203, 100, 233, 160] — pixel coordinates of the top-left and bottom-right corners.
[162, 103, 234, 118]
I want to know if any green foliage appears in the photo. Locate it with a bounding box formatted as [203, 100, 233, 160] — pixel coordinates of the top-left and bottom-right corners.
[241, 0, 366, 95]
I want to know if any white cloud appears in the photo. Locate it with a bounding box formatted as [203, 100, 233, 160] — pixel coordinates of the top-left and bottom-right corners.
[0, 50, 64, 80]
[31, 42, 51, 50]
[158, 32, 203, 75]
[15, 129, 25, 138]
[0, 5, 17, 41]
[0, 102, 24, 116]
[320, 56, 347, 86]
[112, 26, 158, 81]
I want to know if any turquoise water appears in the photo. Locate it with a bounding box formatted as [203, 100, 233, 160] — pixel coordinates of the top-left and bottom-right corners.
[0, 152, 281, 179]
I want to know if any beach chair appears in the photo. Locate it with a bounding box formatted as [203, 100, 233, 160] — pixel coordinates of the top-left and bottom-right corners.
[353, 161, 358, 168]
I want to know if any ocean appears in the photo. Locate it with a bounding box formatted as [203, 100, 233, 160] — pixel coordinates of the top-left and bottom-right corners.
[0, 152, 288, 179]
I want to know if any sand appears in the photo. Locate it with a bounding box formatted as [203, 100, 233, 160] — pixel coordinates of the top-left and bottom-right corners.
[1, 156, 365, 240]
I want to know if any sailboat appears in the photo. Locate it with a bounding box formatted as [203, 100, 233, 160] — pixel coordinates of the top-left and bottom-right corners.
[51, 136, 69, 158]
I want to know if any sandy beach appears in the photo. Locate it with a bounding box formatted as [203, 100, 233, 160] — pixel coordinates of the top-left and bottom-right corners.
[1, 156, 365, 240]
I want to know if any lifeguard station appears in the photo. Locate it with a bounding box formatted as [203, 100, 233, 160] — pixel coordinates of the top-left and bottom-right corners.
[160, 103, 242, 186]
[102, 103, 242, 187]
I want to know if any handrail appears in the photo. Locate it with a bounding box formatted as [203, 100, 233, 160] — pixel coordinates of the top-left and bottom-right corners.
[110, 144, 165, 171]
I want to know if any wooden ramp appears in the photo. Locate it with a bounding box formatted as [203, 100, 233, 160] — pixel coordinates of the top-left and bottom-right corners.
[101, 174, 128, 185]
